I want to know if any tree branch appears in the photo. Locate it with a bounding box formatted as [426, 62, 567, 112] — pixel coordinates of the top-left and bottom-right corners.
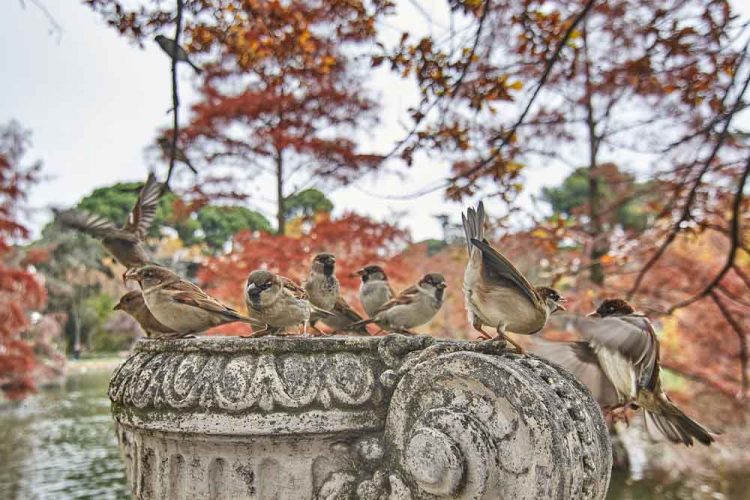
[627, 69, 750, 299]
[710, 291, 748, 397]
[165, 0, 184, 188]
[448, 0, 597, 187]
[666, 151, 750, 312]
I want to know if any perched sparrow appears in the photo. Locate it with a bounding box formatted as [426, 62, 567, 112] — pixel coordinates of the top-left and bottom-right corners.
[350, 273, 446, 334]
[303, 253, 340, 311]
[157, 137, 197, 173]
[313, 296, 369, 335]
[57, 173, 164, 275]
[154, 35, 202, 74]
[125, 265, 263, 335]
[462, 202, 566, 350]
[245, 270, 332, 335]
[113, 290, 178, 339]
[534, 299, 715, 446]
[356, 265, 396, 317]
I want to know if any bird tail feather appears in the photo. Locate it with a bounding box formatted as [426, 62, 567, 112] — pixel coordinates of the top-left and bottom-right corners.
[462, 201, 485, 253]
[643, 400, 716, 446]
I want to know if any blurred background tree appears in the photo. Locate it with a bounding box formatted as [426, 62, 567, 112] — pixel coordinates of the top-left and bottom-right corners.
[0, 121, 48, 400]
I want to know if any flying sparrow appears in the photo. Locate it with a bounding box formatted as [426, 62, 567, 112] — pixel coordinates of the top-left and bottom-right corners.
[349, 273, 446, 334]
[355, 265, 396, 318]
[56, 173, 164, 277]
[125, 265, 263, 335]
[155, 35, 203, 74]
[303, 253, 340, 311]
[113, 290, 179, 339]
[462, 202, 566, 350]
[245, 270, 333, 336]
[533, 299, 715, 446]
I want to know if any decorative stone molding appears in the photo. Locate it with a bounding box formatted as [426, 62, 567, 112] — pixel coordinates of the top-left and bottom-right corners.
[110, 336, 612, 499]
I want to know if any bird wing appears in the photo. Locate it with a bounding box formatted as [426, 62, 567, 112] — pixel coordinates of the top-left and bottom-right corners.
[123, 173, 163, 239]
[170, 290, 238, 315]
[470, 238, 538, 304]
[281, 276, 309, 300]
[575, 315, 660, 393]
[333, 296, 364, 323]
[375, 285, 420, 314]
[532, 339, 621, 407]
[57, 209, 117, 238]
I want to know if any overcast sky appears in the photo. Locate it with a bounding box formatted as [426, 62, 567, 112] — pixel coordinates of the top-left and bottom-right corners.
[2, 0, 749, 242]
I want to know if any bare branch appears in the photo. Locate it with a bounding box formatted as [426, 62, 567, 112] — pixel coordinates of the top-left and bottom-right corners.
[165, 0, 184, 188]
[448, 0, 597, 187]
[19, 0, 62, 41]
[666, 151, 750, 312]
[627, 69, 750, 298]
[710, 291, 748, 397]
[449, 0, 491, 98]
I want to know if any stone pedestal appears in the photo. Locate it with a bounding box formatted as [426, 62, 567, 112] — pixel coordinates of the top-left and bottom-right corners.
[109, 335, 612, 499]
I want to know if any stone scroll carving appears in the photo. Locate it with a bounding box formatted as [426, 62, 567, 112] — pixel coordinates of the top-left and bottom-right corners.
[110, 336, 611, 499]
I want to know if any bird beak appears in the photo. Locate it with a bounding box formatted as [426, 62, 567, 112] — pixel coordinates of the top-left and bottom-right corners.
[554, 303, 567, 313]
[437, 282, 447, 290]
[352, 269, 365, 277]
[587, 312, 601, 318]
[113, 303, 122, 311]
[246, 283, 256, 292]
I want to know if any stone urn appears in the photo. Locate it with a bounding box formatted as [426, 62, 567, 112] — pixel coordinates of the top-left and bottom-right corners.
[109, 335, 612, 499]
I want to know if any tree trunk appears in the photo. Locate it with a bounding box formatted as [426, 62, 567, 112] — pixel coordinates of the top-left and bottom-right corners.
[276, 149, 285, 236]
[583, 25, 606, 286]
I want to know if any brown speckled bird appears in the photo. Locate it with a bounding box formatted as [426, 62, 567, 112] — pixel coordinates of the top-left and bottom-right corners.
[462, 202, 566, 350]
[303, 253, 340, 311]
[245, 270, 334, 336]
[349, 273, 446, 335]
[534, 299, 716, 446]
[356, 265, 396, 318]
[125, 265, 263, 335]
[113, 290, 178, 339]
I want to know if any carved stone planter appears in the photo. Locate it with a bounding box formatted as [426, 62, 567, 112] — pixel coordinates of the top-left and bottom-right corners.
[109, 336, 612, 499]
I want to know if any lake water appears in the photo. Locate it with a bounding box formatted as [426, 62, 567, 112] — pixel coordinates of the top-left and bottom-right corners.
[0, 369, 128, 500]
[0, 368, 746, 499]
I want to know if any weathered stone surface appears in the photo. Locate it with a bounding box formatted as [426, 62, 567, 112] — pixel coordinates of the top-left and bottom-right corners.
[110, 335, 611, 499]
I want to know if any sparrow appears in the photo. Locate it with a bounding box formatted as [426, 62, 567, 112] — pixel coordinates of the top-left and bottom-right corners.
[245, 270, 333, 336]
[355, 265, 396, 318]
[113, 290, 178, 339]
[349, 273, 446, 334]
[154, 35, 202, 74]
[303, 253, 340, 311]
[462, 202, 566, 350]
[56, 173, 164, 276]
[125, 265, 264, 335]
[157, 137, 197, 173]
[533, 299, 716, 446]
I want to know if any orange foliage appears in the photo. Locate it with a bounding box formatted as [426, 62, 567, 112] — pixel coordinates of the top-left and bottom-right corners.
[0, 122, 45, 400]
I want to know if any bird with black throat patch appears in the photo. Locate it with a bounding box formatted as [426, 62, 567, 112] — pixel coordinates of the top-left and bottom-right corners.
[355, 265, 396, 318]
[347, 273, 446, 335]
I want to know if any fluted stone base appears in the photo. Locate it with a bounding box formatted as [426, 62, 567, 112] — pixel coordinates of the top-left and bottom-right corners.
[109, 335, 612, 499]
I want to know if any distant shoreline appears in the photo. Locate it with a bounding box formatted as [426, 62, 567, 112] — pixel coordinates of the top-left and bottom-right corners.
[67, 356, 125, 376]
